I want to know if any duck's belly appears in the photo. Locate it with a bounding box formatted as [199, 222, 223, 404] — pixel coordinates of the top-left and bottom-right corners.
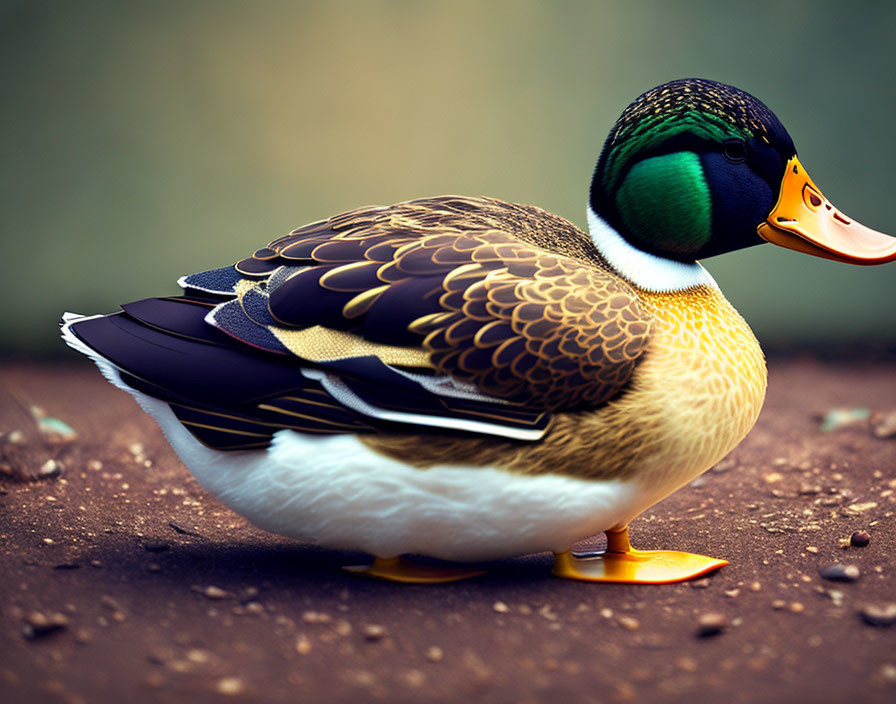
[132, 384, 647, 561]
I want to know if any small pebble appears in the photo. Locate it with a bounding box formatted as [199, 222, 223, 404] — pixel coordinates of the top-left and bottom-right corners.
[822, 589, 845, 607]
[870, 409, 896, 438]
[38, 460, 61, 478]
[538, 605, 557, 621]
[492, 601, 509, 613]
[859, 603, 896, 627]
[713, 458, 736, 472]
[696, 613, 728, 638]
[819, 407, 870, 432]
[192, 585, 233, 600]
[818, 564, 860, 582]
[6, 429, 26, 444]
[22, 611, 69, 639]
[772, 600, 787, 610]
[878, 664, 896, 683]
[844, 501, 877, 515]
[186, 649, 211, 664]
[216, 677, 244, 696]
[302, 610, 332, 624]
[677, 656, 698, 672]
[689, 578, 711, 589]
[36, 416, 77, 442]
[295, 635, 312, 655]
[618, 616, 640, 631]
[425, 646, 444, 663]
[167, 659, 191, 673]
[805, 546, 818, 554]
[850, 531, 871, 548]
[362, 624, 386, 641]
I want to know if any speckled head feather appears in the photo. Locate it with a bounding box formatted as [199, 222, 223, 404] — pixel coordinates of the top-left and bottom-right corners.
[591, 78, 797, 262]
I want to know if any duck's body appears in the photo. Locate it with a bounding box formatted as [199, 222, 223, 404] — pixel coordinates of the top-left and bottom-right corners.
[62, 79, 895, 582]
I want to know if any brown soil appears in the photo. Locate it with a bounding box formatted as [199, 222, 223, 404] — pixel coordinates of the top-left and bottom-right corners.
[1, 359, 894, 704]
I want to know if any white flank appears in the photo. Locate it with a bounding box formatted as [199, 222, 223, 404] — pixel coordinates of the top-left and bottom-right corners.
[587, 205, 717, 292]
[153, 419, 644, 561]
[61, 312, 649, 562]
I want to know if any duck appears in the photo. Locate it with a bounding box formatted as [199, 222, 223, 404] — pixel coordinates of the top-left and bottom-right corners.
[61, 78, 896, 584]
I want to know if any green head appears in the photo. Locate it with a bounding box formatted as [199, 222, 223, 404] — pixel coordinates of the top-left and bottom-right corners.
[590, 78, 797, 262]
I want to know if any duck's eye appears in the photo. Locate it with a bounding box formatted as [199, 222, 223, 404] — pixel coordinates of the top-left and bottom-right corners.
[722, 139, 747, 164]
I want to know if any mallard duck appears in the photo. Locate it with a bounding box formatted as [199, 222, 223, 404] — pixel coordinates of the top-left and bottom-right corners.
[62, 78, 896, 584]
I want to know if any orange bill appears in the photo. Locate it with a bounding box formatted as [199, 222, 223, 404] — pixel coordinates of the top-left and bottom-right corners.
[757, 156, 896, 265]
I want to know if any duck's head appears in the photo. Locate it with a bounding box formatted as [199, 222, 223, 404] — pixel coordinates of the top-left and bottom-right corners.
[588, 78, 896, 286]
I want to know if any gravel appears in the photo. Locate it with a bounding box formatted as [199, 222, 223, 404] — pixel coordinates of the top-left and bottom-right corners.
[2, 359, 895, 704]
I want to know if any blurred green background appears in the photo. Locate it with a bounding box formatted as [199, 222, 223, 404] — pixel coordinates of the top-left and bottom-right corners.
[2, 0, 895, 356]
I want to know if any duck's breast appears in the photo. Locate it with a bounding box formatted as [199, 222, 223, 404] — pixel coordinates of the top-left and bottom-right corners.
[624, 285, 768, 495]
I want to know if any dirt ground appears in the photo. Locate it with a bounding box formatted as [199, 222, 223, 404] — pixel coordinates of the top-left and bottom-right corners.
[1, 358, 894, 704]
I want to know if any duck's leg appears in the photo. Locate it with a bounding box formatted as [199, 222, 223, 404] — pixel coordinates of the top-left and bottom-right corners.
[552, 526, 728, 584]
[343, 556, 486, 584]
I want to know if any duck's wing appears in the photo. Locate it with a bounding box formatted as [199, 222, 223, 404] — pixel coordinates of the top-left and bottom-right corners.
[66, 197, 652, 451]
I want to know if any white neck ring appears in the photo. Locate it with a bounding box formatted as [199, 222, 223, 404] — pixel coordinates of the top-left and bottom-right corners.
[586, 206, 717, 293]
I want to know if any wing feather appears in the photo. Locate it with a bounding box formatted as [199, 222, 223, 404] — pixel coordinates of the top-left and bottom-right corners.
[212, 196, 653, 412]
[68, 196, 652, 452]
